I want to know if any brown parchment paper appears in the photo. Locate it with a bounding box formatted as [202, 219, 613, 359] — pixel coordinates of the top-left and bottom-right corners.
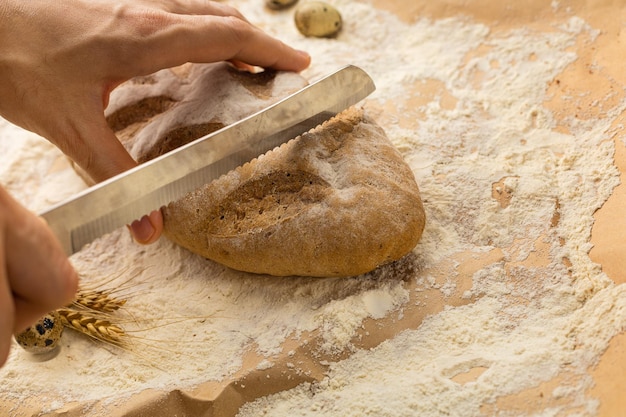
[3, 1, 626, 416]
[373, 2, 626, 415]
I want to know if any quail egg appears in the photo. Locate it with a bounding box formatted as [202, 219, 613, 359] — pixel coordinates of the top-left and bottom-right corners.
[265, 0, 298, 10]
[15, 311, 64, 354]
[295, 1, 342, 38]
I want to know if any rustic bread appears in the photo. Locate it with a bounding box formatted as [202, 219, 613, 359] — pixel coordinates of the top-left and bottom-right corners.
[104, 62, 425, 277]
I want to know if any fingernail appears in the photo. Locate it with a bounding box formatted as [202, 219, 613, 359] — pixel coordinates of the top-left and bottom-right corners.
[128, 215, 155, 244]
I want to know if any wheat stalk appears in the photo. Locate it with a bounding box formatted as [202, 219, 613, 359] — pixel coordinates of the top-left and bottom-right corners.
[73, 289, 127, 313]
[57, 308, 127, 347]
[56, 285, 131, 348]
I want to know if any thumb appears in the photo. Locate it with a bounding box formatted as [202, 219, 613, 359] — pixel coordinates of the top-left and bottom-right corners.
[65, 117, 138, 184]
[0, 188, 79, 333]
[65, 116, 165, 244]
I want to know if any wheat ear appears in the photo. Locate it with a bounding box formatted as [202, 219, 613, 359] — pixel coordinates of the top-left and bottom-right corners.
[57, 308, 127, 346]
[74, 289, 127, 313]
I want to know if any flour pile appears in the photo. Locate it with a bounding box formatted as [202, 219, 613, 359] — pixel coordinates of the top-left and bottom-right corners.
[1, 1, 625, 416]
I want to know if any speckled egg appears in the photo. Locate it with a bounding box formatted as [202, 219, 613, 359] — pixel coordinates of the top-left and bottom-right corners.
[265, 0, 298, 10]
[15, 311, 64, 354]
[294, 1, 342, 38]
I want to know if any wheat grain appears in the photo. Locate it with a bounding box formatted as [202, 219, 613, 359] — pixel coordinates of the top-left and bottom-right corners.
[73, 289, 127, 313]
[57, 308, 127, 347]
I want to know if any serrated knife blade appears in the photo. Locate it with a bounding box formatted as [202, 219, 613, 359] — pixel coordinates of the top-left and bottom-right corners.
[39, 65, 376, 255]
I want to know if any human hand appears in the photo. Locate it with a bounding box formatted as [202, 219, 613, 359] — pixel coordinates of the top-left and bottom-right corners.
[0, 187, 79, 366]
[0, 0, 310, 244]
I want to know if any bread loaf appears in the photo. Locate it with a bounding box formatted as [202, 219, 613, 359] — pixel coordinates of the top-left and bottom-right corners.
[105, 62, 425, 277]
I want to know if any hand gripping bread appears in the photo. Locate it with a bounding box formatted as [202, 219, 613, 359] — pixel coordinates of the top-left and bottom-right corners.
[104, 63, 425, 277]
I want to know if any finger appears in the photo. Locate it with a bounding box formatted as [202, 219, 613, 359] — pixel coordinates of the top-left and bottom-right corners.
[128, 209, 164, 245]
[55, 115, 167, 245]
[0, 241, 14, 366]
[82, 126, 138, 183]
[60, 112, 138, 183]
[228, 59, 262, 73]
[156, 0, 248, 21]
[190, 15, 311, 70]
[0, 189, 78, 320]
[134, 13, 310, 74]
[12, 297, 56, 335]
[56, 101, 165, 244]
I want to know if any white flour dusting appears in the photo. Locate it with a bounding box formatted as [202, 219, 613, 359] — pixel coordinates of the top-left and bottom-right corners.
[1, 1, 625, 416]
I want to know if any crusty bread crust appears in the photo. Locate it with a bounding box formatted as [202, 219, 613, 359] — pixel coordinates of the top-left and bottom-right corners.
[163, 107, 425, 277]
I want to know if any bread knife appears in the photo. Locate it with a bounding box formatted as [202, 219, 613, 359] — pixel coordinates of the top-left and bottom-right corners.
[39, 65, 376, 255]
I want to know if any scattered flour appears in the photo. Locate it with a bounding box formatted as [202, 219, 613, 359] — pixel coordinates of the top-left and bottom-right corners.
[1, 1, 625, 416]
